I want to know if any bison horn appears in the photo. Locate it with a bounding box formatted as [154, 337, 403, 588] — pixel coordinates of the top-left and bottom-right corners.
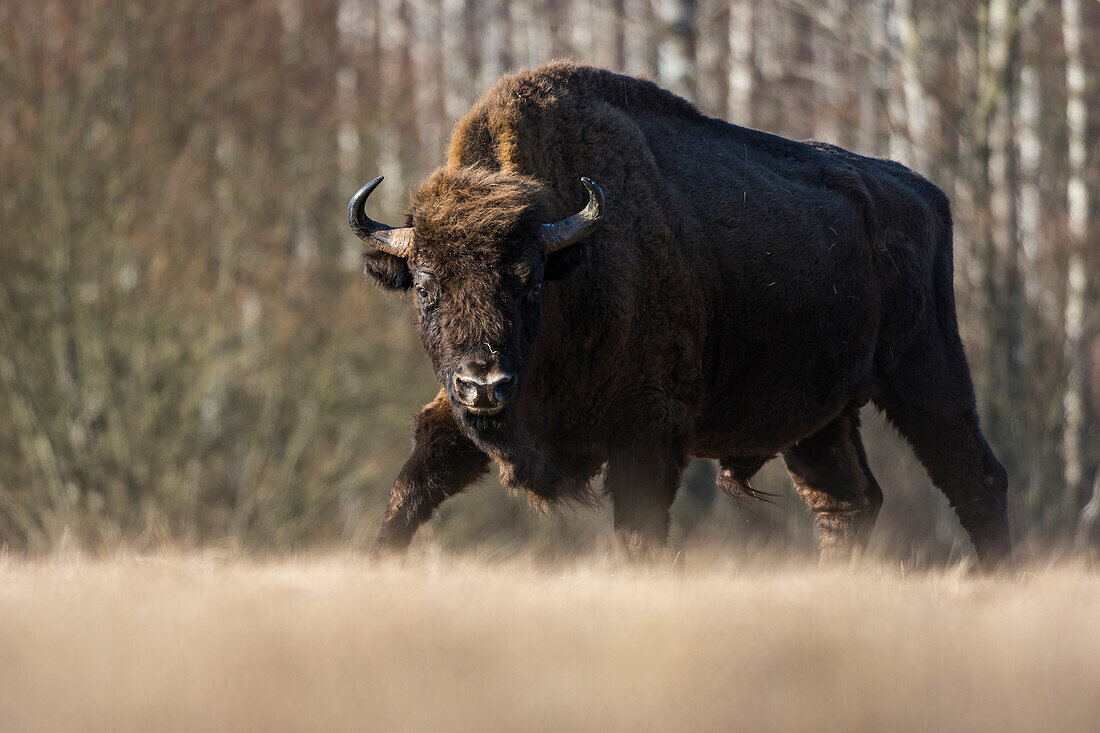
[347, 176, 415, 258]
[540, 177, 605, 254]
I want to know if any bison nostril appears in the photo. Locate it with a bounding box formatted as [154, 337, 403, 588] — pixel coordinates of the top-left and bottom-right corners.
[491, 373, 515, 402]
[452, 374, 478, 403]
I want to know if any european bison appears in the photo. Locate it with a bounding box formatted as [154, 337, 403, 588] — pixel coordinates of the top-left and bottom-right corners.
[349, 62, 1010, 567]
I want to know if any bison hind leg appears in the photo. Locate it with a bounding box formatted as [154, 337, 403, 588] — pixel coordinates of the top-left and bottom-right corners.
[783, 408, 883, 562]
[874, 391, 1011, 570]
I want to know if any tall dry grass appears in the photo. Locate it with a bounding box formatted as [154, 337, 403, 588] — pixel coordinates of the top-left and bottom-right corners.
[0, 553, 1097, 732]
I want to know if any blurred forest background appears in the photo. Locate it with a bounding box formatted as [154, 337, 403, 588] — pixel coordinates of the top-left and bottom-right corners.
[0, 0, 1097, 559]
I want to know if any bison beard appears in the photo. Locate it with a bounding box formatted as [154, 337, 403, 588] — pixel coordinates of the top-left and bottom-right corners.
[350, 62, 1012, 568]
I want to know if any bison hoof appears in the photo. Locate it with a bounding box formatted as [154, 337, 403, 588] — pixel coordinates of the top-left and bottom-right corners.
[367, 532, 412, 559]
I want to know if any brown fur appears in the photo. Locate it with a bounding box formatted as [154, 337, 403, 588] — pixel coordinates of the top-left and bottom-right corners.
[361, 62, 1010, 567]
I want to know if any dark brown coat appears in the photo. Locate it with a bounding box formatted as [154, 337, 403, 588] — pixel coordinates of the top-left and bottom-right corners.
[356, 62, 1010, 566]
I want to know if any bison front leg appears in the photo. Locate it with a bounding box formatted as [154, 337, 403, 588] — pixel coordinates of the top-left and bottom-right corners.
[605, 432, 687, 562]
[372, 392, 489, 555]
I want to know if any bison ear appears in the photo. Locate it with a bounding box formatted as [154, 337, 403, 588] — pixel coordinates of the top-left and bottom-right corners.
[544, 241, 589, 281]
[363, 250, 413, 291]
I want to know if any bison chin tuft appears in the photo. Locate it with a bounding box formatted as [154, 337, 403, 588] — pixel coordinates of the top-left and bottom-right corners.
[453, 402, 520, 452]
[453, 403, 602, 508]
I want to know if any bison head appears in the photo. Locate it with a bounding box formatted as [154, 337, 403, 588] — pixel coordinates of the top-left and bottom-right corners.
[348, 167, 603, 446]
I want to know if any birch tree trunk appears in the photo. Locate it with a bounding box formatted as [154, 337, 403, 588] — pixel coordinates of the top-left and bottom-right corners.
[886, 0, 916, 164]
[726, 0, 756, 125]
[997, 0, 1026, 482]
[656, 0, 697, 102]
[1064, 0, 1096, 544]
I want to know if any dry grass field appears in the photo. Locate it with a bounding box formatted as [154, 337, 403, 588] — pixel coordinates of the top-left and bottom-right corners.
[1, 552, 1098, 733]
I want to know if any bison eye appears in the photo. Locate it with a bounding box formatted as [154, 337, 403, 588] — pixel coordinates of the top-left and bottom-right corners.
[415, 285, 436, 309]
[526, 282, 542, 305]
